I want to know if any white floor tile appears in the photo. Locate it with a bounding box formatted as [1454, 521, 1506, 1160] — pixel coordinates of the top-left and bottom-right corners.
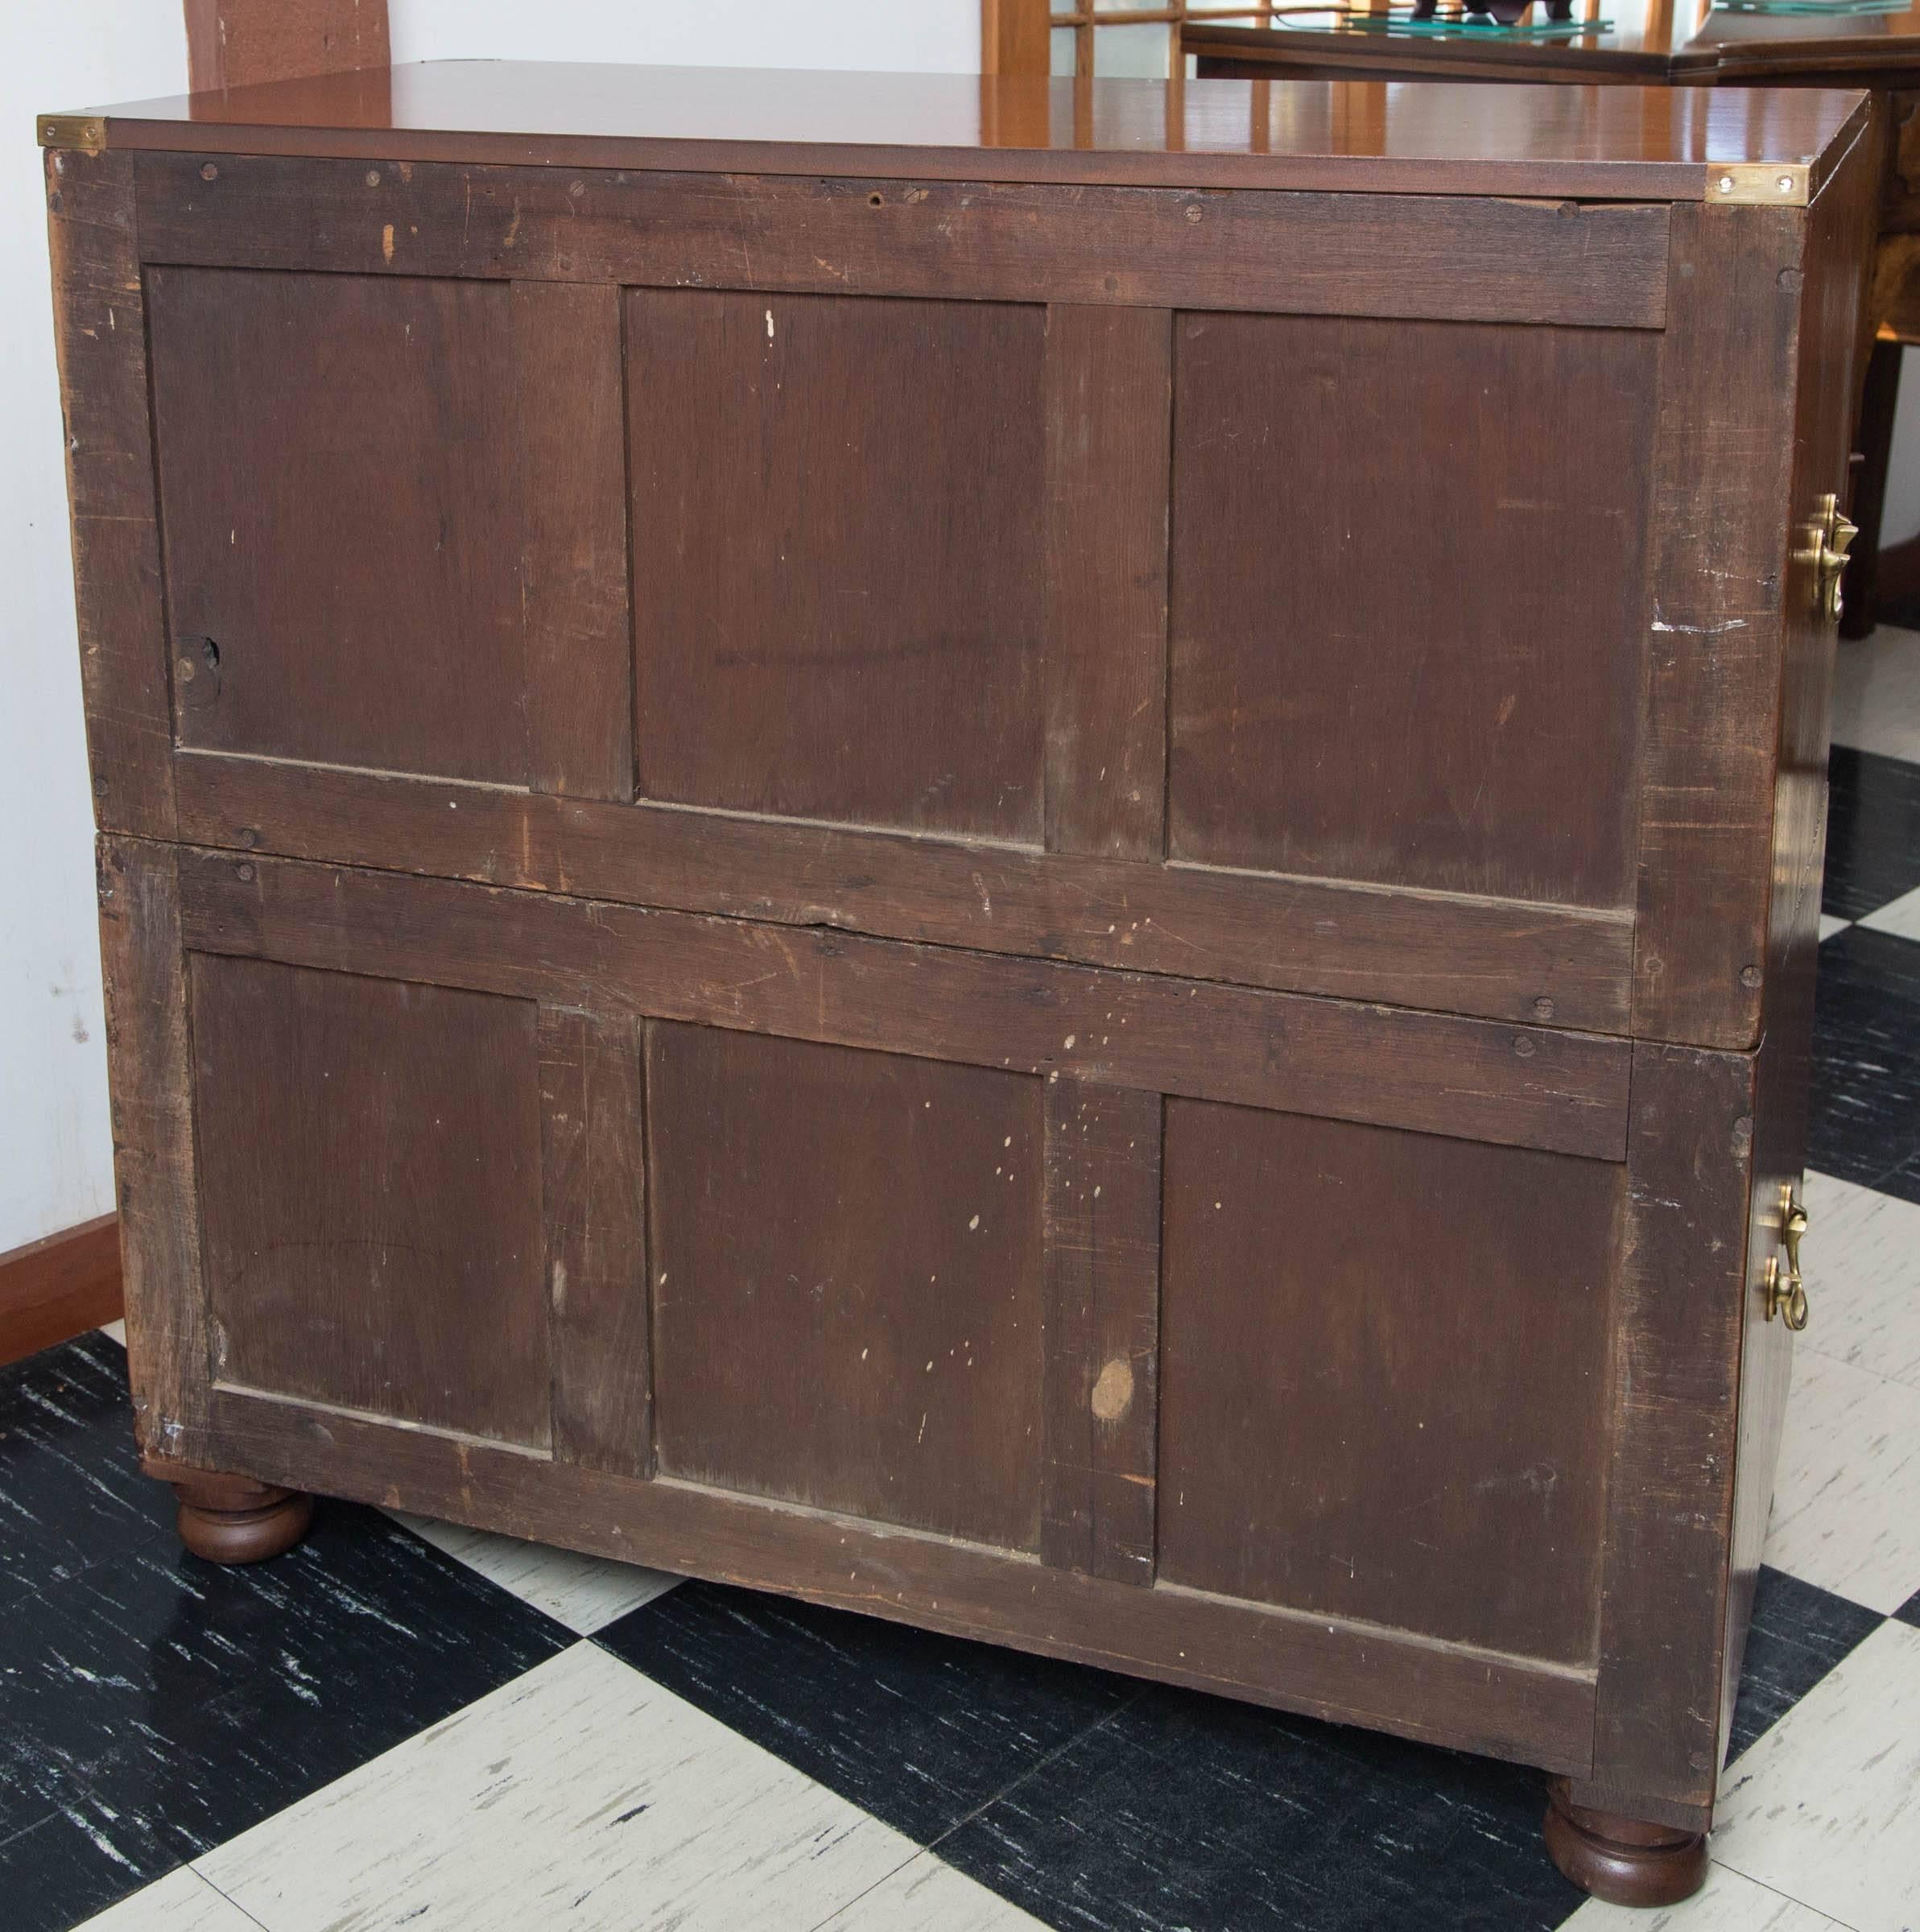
[1560, 1860, 1845, 1931]
[811, 1855, 1046, 1931]
[1860, 886, 1920, 943]
[1833, 625, 1920, 762]
[386, 1510, 679, 1635]
[1802, 1171, 1920, 1394]
[1765, 1344, 1920, 1615]
[74, 1868, 260, 1932]
[1818, 914, 1852, 943]
[98, 1319, 126, 1347]
[1713, 1619, 1920, 1932]
[196, 1641, 919, 1932]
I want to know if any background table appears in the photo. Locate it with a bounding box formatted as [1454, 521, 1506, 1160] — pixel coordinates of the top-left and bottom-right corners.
[1187, 3, 1920, 632]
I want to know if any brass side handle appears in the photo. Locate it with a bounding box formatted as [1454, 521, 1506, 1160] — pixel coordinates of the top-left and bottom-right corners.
[1763, 1185, 1810, 1331]
[1796, 493, 1858, 626]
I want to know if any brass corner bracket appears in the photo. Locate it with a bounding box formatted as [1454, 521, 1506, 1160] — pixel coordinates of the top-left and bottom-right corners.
[38, 114, 107, 156]
[1707, 163, 1810, 208]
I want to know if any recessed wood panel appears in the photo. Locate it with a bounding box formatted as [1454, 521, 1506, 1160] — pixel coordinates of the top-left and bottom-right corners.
[190, 953, 549, 1447]
[627, 289, 1045, 840]
[646, 1023, 1045, 1548]
[1159, 1098, 1620, 1665]
[1169, 313, 1657, 909]
[149, 266, 526, 784]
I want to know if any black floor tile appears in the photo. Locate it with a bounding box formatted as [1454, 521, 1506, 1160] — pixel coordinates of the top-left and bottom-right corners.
[0, 1796, 182, 1932]
[1808, 925, 1920, 1202]
[938, 1682, 1583, 1932]
[1725, 1566, 1885, 1763]
[595, 1579, 1137, 1846]
[1, 1497, 572, 1872]
[0, 1332, 175, 1616]
[1896, 1589, 1920, 1632]
[1822, 745, 1920, 921]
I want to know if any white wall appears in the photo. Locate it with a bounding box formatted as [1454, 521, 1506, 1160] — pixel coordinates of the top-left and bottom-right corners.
[2, 2, 977, 1257]
[389, 1, 978, 72]
[2, 7, 188, 1252]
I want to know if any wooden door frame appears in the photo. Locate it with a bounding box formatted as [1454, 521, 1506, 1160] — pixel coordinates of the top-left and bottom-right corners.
[184, 0, 389, 93]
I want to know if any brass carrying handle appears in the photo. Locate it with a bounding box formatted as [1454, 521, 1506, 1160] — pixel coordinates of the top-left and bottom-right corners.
[1764, 1186, 1810, 1331]
[1797, 493, 1858, 626]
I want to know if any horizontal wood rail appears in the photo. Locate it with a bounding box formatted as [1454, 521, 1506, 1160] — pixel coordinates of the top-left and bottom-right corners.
[197, 1381, 1600, 1775]
[168, 840, 1633, 1160]
[174, 752, 1635, 1034]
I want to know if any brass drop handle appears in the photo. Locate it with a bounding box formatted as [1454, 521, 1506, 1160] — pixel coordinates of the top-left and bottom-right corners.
[1763, 1187, 1810, 1331]
[1798, 493, 1858, 626]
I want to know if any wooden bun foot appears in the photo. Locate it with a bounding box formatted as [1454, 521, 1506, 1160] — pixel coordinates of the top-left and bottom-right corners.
[1543, 1779, 1709, 1907]
[171, 1468, 316, 1563]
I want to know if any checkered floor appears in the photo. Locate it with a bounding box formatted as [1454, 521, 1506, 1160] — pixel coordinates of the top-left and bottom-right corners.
[6, 631, 1920, 1932]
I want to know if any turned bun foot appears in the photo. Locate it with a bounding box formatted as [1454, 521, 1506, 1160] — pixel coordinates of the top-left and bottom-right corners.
[170, 1468, 315, 1563]
[1544, 1779, 1708, 1907]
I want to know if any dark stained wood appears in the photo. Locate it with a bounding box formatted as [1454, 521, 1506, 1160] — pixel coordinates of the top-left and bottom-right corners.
[1171, 312, 1656, 910]
[1043, 306, 1171, 862]
[162, 1462, 314, 1563]
[1630, 204, 1809, 1048]
[0, 1214, 122, 1370]
[1159, 1100, 1620, 1666]
[172, 752, 1636, 1031]
[1040, 1080, 1162, 1585]
[53, 72, 1879, 1905]
[516, 281, 633, 803]
[1543, 1781, 1708, 1907]
[1721, 146, 1879, 1761]
[132, 154, 1672, 332]
[47, 151, 173, 843]
[1839, 339, 1902, 639]
[95, 837, 207, 1455]
[1575, 1045, 1756, 1828]
[175, 851, 1634, 1161]
[147, 266, 526, 786]
[647, 1024, 1045, 1549]
[196, 1382, 1600, 1773]
[184, 0, 390, 94]
[538, 1008, 650, 1479]
[66, 62, 1864, 205]
[189, 953, 551, 1450]
[627, 288, 1045, 840]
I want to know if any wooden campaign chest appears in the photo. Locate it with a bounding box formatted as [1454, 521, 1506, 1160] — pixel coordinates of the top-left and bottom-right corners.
[42, 62, 1874, 1905]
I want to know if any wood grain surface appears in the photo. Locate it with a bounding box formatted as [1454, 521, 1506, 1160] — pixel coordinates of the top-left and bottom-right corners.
[1158, 1099, 1620, 1665]
[132, 154, 1672, 330]
[175, 850, 1633, 1161]
[646, 1024, 1045, 1548]
[1040, 1080, 1162, 1584]
[192, 954, 551, 1449]
[628, 288, 1045, 840]
[1171, 312, 1656, 910]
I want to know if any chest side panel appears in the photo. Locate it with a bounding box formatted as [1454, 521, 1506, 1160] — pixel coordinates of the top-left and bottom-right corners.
[1170, 312, 1657, 910]
[148, 266, 528, 785]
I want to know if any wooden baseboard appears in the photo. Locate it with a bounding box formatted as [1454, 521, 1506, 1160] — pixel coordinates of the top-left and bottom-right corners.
[0, 1213, 122, 1368]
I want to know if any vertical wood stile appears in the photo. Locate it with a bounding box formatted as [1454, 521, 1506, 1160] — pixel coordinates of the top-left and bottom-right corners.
[47, 150, 175, 842]
[1041, 1076, 1163, 1583]
[515, 280, 635, 803]
[539, 1006, 652, 1477]
[97, 836, 209, 1460]
[1043, 304, 1173, 862]
[1579, 1043, 1755, 1826]
[1631, 202, 1803, 1049]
